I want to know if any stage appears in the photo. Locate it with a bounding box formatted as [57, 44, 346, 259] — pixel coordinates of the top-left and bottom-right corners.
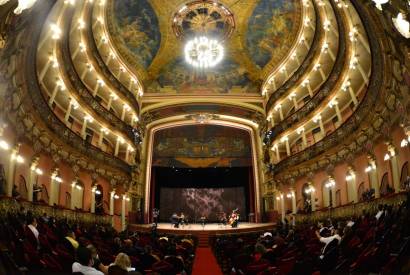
[129, 222, 276, 247]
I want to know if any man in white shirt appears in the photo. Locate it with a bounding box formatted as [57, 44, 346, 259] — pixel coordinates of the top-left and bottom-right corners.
[72, 246, 104, 275]
[375, 204, 385, 220]
[316, 228, 342, 257]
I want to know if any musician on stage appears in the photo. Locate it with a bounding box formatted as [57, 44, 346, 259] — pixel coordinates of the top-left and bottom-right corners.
[179, 212, 185, 227]
[229, 208, 240, 228]
[170, 213, 180, 228]
[152, 208, 159, 226]
[219, 212, 227, 227]
[200, 215, 206, 229]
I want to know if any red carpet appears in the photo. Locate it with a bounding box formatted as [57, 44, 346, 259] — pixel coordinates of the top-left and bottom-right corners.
[192, 247, 223, 275]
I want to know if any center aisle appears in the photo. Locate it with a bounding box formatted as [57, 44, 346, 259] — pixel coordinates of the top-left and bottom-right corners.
[192, 247, 223, 275]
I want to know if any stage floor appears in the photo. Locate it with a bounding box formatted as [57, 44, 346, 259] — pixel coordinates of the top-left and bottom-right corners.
[129, 222, 276, 234]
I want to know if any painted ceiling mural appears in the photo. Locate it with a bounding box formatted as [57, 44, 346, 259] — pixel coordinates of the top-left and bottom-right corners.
[147, 57, 259, 94]
[246, 0, 298, 68]
[153, 125, 252, 168]
[113, 0, 161, 69]
[108, 0, 301, 94]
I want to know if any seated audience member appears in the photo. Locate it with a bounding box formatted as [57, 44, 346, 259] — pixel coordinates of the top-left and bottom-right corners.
[375, 204, 385, 220]
[140, 245, 159, 270]
[66, 230, 80, 250]
[108, 253, 141, 275]
[87, 244, 108, 274]
[26, 216, 40, 249]
[119, 239, 137, 256]
[72, 246, 104, 275]
[40, 212, 49, 223]
[316, 228, 342, 257]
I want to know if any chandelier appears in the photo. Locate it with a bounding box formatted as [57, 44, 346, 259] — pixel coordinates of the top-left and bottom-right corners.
[184, 36, 224, 69]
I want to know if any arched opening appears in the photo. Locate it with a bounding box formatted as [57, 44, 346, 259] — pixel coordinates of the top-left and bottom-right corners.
[72, 181, 84, 210]
[40, 184, 49, 204]
[335, 190, 341, 207]
[65, 192, 71, 209]
[380, 172, 393, 196]
[103, 200, 110, 213]
[17, 175, 27, 200]
[400, 162, 409, 189]
[301, 183, 312, 213]
[0, 164, 5, 195]
[322, 180, 330, 208]
[358, 182, 365, 201]
[148, 124, 258, 223]
[95, 184, 104, 214]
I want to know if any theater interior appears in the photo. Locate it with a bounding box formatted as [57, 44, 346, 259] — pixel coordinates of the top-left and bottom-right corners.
[0, 0, 409, 274]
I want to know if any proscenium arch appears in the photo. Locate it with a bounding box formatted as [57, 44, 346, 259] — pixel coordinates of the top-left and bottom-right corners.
[140, 97, 265, 116]
[142, 117, 263, 223]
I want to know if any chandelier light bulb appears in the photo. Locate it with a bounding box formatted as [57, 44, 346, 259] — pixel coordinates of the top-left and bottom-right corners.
[185, 36, 224, 69]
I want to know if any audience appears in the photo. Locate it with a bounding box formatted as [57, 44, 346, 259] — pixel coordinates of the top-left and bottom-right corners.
[0, 207, 197, 274]
[87, 243, 109, 274]
[212, 192, 410, 274]
[72, 246, 104, 275]
[108, 252, 141, 275]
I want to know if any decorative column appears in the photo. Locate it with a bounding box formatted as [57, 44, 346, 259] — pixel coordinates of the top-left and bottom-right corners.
[272, 144, 280, 163]
[314, 64, 326, 80]
[282, 136, 291, 156]
[367, 157, 380, 198]
[121, 104, 131, 121]
[91, 186, 96, 213]
[302, 79, 313, 97]
[81, 115, 93, 140]
[107, 94, 116, 110]
[93, 79, 104, 96]
[322, 42, 336, 61]
[28, 157, 40, 202]
[289, 93, 298, 110]
[314, 115, 325, 138]
[70, 178, 77, 210]
[298, 128, 307, 149]
[109, 190, 115, 226]
[275, 104, 284, 121]
[65, 99, 78, 122]
[114, 137, 121, 157]
[98, 128, 109, 148]
[329, 99, 342, 124]
[121, 194, 127, 231]
[346, 167, 358, 203]
[350, 57, 369, 83]
[308, 182, 316, 211]
[290, 188, 297, 214]
[39, 56, 57, 81]
[343, 81, 358, 106]
[387, 145, 401, 192]
[48, 80, 65, 106]
[49, 168, 61, 206]
[280, 193, 285, 222]
[6, 144, 21, 197]
[325, 177, 336, 208]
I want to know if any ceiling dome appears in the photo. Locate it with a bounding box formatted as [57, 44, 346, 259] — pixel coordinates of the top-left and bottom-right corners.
[105, 0, 303, 95]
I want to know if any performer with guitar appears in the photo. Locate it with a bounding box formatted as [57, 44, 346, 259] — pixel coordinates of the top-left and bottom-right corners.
[228, 208, 239, 228]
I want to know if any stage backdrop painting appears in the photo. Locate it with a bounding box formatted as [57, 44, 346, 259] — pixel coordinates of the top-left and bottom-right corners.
[159, 187, 246, 223]
[152, 125, 252, 168]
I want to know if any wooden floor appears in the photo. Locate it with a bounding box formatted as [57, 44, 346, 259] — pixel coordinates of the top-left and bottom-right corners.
[129, 222, 276, 247]
[129, 222, 275, 235]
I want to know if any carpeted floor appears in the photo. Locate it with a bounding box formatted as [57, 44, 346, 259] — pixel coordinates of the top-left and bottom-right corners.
[192, 247, 223, 275]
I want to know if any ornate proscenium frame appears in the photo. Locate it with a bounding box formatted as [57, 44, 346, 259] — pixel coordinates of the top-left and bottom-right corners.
[142, 118, 263, 223]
